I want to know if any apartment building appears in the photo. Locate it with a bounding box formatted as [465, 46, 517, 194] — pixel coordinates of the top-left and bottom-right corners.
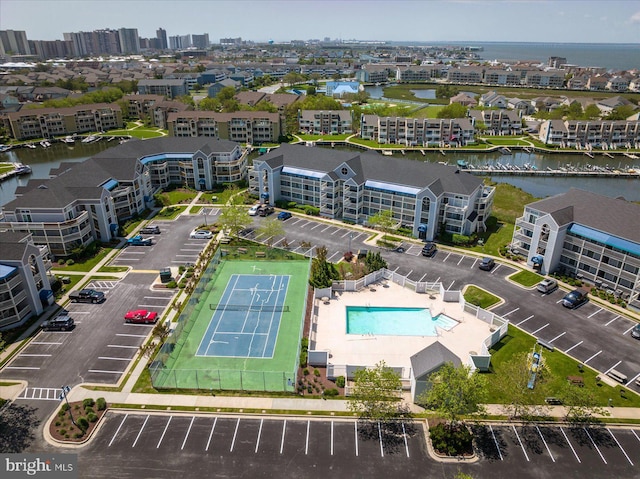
[249, 144, 494, 241]
[167, 111, 282, 144]
[359, 115, 475, 146]
[354, 64, 393, 83]
[524, 70, 565, 88]
[538, 119, 640, 147]
[512, 189, 640, 302]
[396, 65, 440, 82]
[298, 110, 353, 135]
[483, 69, 521, 86]
[0, 232, 53, 330]
[3, 103, 123, 140]
[137, 79, 188, 99]
[469, 109, 522, 135]
[0, 138, 246, 257]
[446, 67, 484, 84]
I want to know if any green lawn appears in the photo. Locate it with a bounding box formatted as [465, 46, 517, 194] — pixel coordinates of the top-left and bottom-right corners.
[157, 188, 198, 205]
[52, 246, 114, 272]
[480, 137, 534, 146]
[156, 205, 187, 220]
[484, 325, 640, 407]
[510, 270, 543, 287]
[0, 164, 15, 175]
[463, 285, 500, 309]
[409, 105, 445, 118]
[297, 134, 351, 141]
[106, 127, 166, 139]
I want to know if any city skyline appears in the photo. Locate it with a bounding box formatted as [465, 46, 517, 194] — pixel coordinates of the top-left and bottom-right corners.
[1, 0, 640, 45]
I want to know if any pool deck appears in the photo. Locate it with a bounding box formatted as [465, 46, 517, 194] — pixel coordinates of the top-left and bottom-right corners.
[314, 282, 493, 376]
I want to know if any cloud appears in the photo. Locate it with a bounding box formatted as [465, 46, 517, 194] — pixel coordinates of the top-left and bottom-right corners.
[631, 11, 640, 23]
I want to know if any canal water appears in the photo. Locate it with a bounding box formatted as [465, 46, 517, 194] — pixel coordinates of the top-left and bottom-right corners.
[1, 140, 639, 205]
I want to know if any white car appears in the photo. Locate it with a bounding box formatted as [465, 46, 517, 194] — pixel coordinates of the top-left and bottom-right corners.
[248, 204, 260, 216]
[190, 229, 213, 239]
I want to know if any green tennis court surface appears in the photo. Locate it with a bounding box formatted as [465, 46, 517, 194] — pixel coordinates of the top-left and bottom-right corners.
[151, 257, 310, 392]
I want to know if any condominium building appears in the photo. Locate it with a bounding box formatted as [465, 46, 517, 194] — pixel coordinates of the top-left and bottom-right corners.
[2, 103, 123, 140]
[359, 115, 475, 146]
[0, 138, 246, 256]
[298, 110, 353, 135]
[539, 119, 640, 147]
[512, 189, 640, 302]
[137, 79, 188, 99]
[446, 67, 484, 84]
[469, 110, 522, 135]
[0, 232, 53, 330]
[249, 144, 494, 240]
[167, 111, 282, 144]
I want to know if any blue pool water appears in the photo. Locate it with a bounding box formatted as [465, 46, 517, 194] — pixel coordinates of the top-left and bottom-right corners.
[346, 306, 458, 336]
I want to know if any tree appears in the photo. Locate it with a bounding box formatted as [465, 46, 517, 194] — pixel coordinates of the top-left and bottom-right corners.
[309, 245, 339, 289]
[605, 104, 636, 120]
[348, 360, 403, 422]
[140, 321, 171, 358]
[418, 363, 487, 424]
[493, 351, 550, 419]
[198, 97, 221, 111]
[218, 203, 252, 237]
[256, 218, 284, 249]
[363, 251, 387, 274]
[368, 210, 396, 235]
[559, 382, 610, 425]
[583, 104, 601, 120]
[437, 103, 468, 119]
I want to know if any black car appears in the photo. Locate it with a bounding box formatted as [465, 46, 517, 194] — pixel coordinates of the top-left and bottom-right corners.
[562, 289, 589, 309]
[479, 257, 495, 271]
[421, 243, 437, 257]
[258, 206, 274, 217]
[631, 324, 640, 339]
[41, 314, 75, 331]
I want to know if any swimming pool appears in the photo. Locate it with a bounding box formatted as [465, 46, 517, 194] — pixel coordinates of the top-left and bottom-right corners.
[346, 306, 458, 336]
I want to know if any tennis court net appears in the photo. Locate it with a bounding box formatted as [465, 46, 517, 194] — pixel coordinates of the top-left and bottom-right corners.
[209, 303, 290, 312]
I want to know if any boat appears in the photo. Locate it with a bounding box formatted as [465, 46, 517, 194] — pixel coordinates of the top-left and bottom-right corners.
[61, 136, 75, 145]
[381, 150, 393, 156]
[14, 163, 32, 175]
[499, 147, 512, 155]
[456, 159, 468, 169]
[82, 135, 98, 143]
[40, 140, 51, 148]
[0, 144, 11, 153]
[25, 143, 36, 149]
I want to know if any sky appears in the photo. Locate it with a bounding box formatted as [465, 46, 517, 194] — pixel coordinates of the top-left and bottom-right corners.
[1, 0, 639, 44]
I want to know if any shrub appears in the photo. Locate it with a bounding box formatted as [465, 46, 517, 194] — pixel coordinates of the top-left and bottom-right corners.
[74, 432, 84, 439]
[84, 407, 95, 415]
[82, 398, 95, 409]
[303, 368, 309, 376]
[55, 421, 61, 427]
[429, 423, 473, 456]
[324, 388, 339, 397]
[87, 412, 98, 423]
[299, 351, 307, 367]
[313, 368, 320, 377]
[336, 376, 346, 388]
[66, 259, 75, 266]
[76, 416, 89, 432]
[166, 281, 178, 289]
[304, 205, 320, 216]
[59, 428, 67, 435]
[96, 397, 107, 411]
[452, 234, 471, 245]
[307, 386, 313, 393]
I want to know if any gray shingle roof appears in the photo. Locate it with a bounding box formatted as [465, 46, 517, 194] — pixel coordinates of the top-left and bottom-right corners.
[410, 342, 461, 380]
[530, 188, 640, 243]
[259, 143, 482, 195]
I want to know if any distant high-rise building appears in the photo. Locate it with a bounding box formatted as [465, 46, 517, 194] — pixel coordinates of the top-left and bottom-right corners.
[220, 37, 242, 46]
[156, 27, 168, 49]
[30, 39, 73, 59]
[169, 34, 191, 50]
[118, 28, 140, 54]
[191, 33, 209, 49]
[0, 30, 31, 55]
[64, 29, 120, 57]
[548, 56, 567, 69]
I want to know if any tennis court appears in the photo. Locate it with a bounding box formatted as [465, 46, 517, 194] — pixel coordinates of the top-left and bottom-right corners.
[196, 274, 290, 358]
[151, 255, 310, 392]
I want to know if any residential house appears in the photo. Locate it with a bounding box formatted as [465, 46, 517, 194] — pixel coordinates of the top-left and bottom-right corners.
[478, 91, 507, 108]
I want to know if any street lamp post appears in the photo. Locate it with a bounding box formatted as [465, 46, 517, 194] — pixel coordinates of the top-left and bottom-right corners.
[59, 385, 77, 427]
[348, 232, 353, 254]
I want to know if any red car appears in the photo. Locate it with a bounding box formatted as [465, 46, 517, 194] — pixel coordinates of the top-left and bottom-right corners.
[124, 309, 158, 324]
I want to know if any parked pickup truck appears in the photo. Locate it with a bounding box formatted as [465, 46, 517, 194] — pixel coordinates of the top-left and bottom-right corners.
[127, 235, 153, 246]
[69, 288, 105, 304]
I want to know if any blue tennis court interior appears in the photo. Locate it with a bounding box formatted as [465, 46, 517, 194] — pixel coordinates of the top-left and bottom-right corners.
[196, 274, 290, 358]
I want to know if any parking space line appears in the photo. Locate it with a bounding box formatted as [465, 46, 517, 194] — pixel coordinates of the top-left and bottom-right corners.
[108, 345, 139, 349]
[108, 414, 128, 447]
[378, 422, 384, 457]
[583, 350, 602, 364]
[536, 426, 555, 462]
[531, 323, 549, 335]
[604, 315, 620, 326]
[157, 416, 172, 449]
[5, 366, 40, 370]
[255, 419, 263, 453]
[587, 308, 603, 318]
[560, 427, 581, 463]
[565, 341, 583, 353]
[230, 418, 240, 452]
[418, 273, 427, 282]
[447, 280, 455, 290]
[402, 422, 410, 458]
[457, 256, 465, 265]
[181, 416, 195, 450]
[491, 264, 502, 274]
[88, 369, 124, 374]
[30, 341, 62, 345]
[327, 252, 342, 262]
[280, 420, 286, 454]
[583, 427, 607, 464]
[549, 332, 566, 343]
[331, 421, 334, 456]
[321, 225, 332, 233]
[354, 422, 359, 456]
[470, 258, 478, 268]
[607, 428, 633, 465]
[503, 307, 520, 317]
[305, 420, 310, 455]
[489, 425, 503, 461]
[116, 333, 147, 338]
[434, 276, 440, 283]
[132, 415, 149, 448]
[604, 361, 622, 375]
[556, 298, 564, 304]
[406, 270, 413, 278]
[516, 315, 534, 326]
[331, 228, 340, 235]
[623, 325, 636, 335]
[20, 354, 51, 357]
[442, 252, 452, 262]
[632, 430, 640, 443]
[512, 426, 529, 462]
[629, 372, 640, 386]
[205, 418, 217, 452]
[98, 357, 132, 361]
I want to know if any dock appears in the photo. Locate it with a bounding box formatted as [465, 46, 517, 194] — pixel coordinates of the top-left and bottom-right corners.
[465, 166, 639, 178]
[0, 162, 32, 183]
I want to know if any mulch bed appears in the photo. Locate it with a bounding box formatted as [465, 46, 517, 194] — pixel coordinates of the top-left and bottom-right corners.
[50, 401, 107, 443]
[295, 366, 345, 397]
